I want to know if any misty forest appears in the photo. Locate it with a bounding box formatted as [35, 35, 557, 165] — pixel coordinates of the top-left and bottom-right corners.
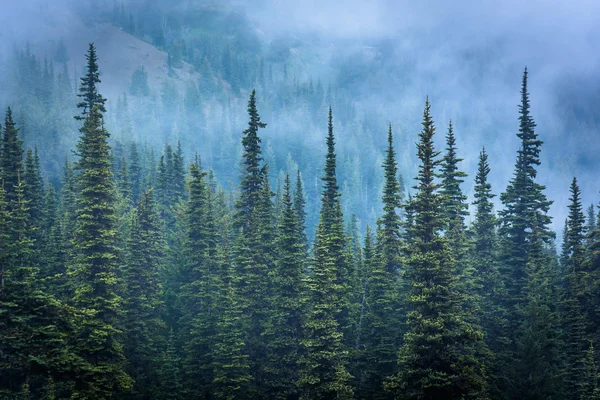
[2, 0, 600, 399]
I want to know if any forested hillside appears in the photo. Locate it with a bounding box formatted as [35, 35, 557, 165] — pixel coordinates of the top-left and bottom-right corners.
[1, 1, 600, 399]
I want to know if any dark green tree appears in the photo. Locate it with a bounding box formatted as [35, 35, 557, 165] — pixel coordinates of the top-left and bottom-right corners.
[298, 108, 353, 400]
[385, 99, 487, 400]
[69, 51, 131, 396]
[75, 43, 106, 120]
[562, 177, 589, 400]
[1, 107, 24, 208]
[263, 174, 306, 398]
[122, 189, 166, 398]
[360, 125, 403, 399]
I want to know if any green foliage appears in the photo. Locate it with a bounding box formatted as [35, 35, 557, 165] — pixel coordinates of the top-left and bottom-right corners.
[299, 109, 353, 400]
[122, 189, 166, 398]
[385, 99, 487, 400]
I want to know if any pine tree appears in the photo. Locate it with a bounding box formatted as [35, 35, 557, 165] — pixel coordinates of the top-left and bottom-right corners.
[68, 46, 131, 396]
[75, 43, 106, 120]
[263, 174, 305, 398]
[562, 177, 588, 400]
[471, 148, 505, 397]
[360, 125, 403, 399]
[498, 68, 555, 396]
[499, 67, 553, 314]
[128, 142, 142, 204]
[293, 169, 308, 247]
[385, 98, 487, 399]
[123, 189, 166, 398]
[179, 162, 219, 398]
[156, 330, 184, 400]
[1, 107, 24, 209]
[298, 108, 353, 400]
[0, 178, 80, 398]
[232, 90, 271, 394]
[41, 184, 67, 294]
[172, 140, 186, 201]
[22, 147, 45, 236]
[513, 213, 562, 399]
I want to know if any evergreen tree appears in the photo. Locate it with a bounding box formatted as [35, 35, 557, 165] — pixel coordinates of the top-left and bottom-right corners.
[232, 90, 271, 394]
[471, 148, 505, 397]
[293, 169, 308, 247]
[0, 179, 79, 398]
[22, 147, 45, 236]
[68, 46, 131, 396]
[299, 108, 353, 400]
[1, 107, 24, 208]
[123, 189, 166, 398]
[499, 67, 553, 314]
[75, 43, 106, 120]
[513, 213, 562, 399]
[128, 142, 142, 204]
[179, 162, 219, 398]
[562, 177, 588, 400]
[156, 330, 184, 400]
[360, 125, 403, 399]
[263, 174, 305, 398]
[385, 99, 487, 399]
[498, 68, 555, 397]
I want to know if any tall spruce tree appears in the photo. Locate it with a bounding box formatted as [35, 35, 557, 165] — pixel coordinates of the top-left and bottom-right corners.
[122, 189, 166, 398]
[298, 108, 353, 400]
[385, 99, 487, 400]
[360, 125, 403, 399]
[294, 169, 308, 247]
[498, 68, 555, 397]
[68, 44, 131, 397]
[1, 107, 24, 209]
[75, 43, 106, 120]
[562, 177, 589, 400]
[499, 67, 553, 313]
[263, 174, 306, 398]
[233, 89, 271, 395]
[180, 162, 220, 398]
[471, 148, 505, 397]
[0, 178, 80, 398]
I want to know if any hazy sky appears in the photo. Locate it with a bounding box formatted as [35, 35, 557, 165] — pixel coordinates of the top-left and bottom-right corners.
[2, 0, 600, 233]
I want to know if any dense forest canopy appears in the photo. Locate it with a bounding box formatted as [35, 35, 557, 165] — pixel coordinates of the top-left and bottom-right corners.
[1, 0, 600, 399]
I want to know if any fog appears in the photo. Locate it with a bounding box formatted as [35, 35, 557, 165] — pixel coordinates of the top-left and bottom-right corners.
[1, 0, 599, 238]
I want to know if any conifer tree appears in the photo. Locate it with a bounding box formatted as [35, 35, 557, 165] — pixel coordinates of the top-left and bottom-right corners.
[123, 189, 166, 398]
[471, 148, 505, 396]
[0, 179, 79, 398]
[128, 142, 142, 204]
[299, 108, 353, 400]
[385, 99, 487, 399]
[513, 213, 561, 399]
[1, 107, 24, 208]
[263, 174, 305, 398]
[294, 169, 308, 246]
[360, 125, 402, 399]
[172, 140, 186, 201]
[75, 43, 106, 120]
[498, 68, 555, 395]
[562, 177, 588, 400]
[41, 184, 67, 293]
[232, 90, 271, 394]
[179, 162, 220, 398]
[156, 330, 184, 400]
[23, 147, 45, 235]
[499, 67, 553, 314]
[68, 44, 131, 397]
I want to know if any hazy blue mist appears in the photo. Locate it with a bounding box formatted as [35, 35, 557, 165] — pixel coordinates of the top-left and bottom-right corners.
[1, 0, 599, 237]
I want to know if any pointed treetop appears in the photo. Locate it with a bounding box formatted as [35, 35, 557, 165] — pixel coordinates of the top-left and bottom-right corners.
[75, 43, 107, 120]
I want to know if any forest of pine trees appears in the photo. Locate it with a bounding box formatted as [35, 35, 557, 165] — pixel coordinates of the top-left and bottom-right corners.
[2, 43, 600, 400]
